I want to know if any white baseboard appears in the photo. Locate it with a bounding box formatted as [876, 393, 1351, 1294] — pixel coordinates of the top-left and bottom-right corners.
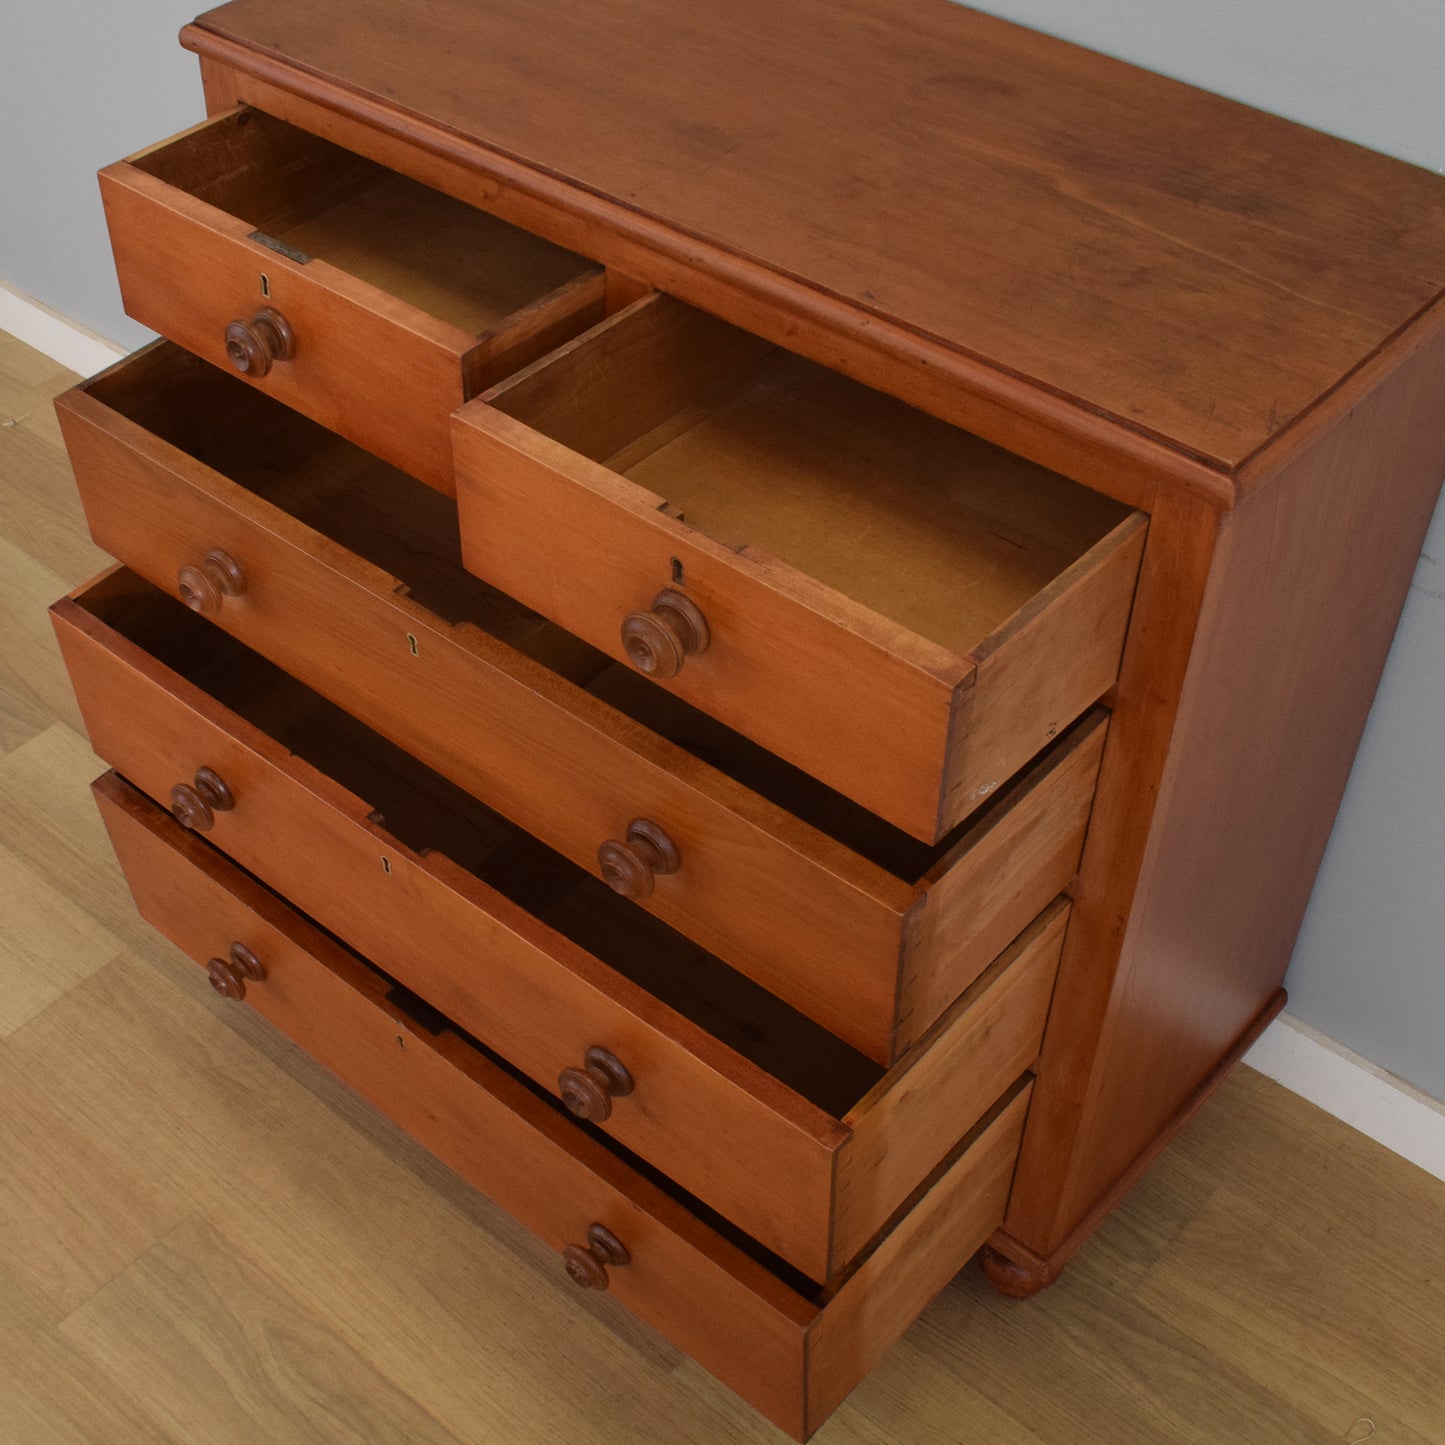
[8, 283, 1445, 1189]
[0, 280, 127, 377]
[1245, 1012, 1445, 1182]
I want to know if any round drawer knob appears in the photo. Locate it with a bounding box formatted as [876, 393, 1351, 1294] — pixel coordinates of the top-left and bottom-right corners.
[620, 589, 709, 679]
[558, 1046, 635, 1123]
[205, 942, 266, 1002]
[596, 818, 680, 901]
[223, 306, 296, 379]
[561, 1223, 630, 1291]
[177, 548, 247, 616]
[169, 766, 236, 833]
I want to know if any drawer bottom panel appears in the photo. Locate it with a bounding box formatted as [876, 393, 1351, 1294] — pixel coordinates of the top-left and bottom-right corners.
[93, 770, 1028, 1440]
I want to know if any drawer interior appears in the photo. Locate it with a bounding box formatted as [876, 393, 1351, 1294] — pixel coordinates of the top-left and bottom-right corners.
[130, 108, 598, 336]
[87, 346, 1023, 886]
[483, 293, 1135, 660]
[86, 574, 884, 1117]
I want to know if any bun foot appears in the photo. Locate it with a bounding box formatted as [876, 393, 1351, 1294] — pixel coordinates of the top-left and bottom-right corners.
[978, 1244, 1055, 1299]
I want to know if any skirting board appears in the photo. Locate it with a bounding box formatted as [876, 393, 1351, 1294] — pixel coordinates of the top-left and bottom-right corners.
[1245, 1013, 1445, 1184]
[6, 284, 1445, 1188]
[0, 281, 127, 378]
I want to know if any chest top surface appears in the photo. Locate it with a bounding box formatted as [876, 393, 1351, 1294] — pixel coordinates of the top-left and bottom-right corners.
[192, 0, 1445, 477]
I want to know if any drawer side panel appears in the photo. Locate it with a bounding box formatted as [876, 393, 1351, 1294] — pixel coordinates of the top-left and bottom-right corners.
[832, 902, 1063, 1271]
[806, 1083, 1030, 1437]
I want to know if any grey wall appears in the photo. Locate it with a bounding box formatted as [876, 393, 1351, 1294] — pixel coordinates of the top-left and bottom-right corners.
[3, 1, 1443, 1097]
[1, 0, 202, 348]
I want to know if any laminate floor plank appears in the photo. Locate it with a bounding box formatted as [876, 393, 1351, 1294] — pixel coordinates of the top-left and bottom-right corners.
[0, 1259, 179, 1445]
[1128, 1070, 1445, 1444]
[60, 1217, 468, 1445]
[0, 723, 155, 954]
[0, 1036, 194, 1319]
[0, 834, 125, 1034]
[0, 340, 73, 424]
[0, 390, 109, 584]
[0, 536, 90, 753]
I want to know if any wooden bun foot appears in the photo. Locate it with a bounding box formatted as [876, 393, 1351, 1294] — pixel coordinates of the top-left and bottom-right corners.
[977, 1245, 1055, 1299]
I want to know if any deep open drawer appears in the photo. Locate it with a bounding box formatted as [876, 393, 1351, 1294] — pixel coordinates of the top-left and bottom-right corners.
[93, 770, 1028, 1441]
[55, 343, 1101, 1064]
[102, 106, 609, 490]
[453, 292, 1147, 840]
[57, 566, 1060, 1281]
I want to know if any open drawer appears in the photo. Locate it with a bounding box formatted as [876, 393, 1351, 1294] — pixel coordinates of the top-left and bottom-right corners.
[57, 567, 1060, 1282]
[101, 107, 609, 490]
[94, 770, 1029, 1441]
[453, 293, 1147, 841]
[55, 344, 1100, 1064]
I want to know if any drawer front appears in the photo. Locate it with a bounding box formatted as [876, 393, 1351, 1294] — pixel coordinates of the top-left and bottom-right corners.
[55, 347, 1102, 1067]
[54, 569, 1059, 1281]
[55, 351, 919, 1062]
[101, 108, 606, 492]
[453, 293, 1147, 841]
[94, 770, 1028, 1441]
[54, 573, 841, 1275]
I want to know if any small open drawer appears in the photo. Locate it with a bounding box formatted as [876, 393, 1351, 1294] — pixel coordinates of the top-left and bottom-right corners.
[55, 344, 1101, 1063]
[453, 293, 1147, 841]
[94, 771, 1028, 1441]
[101, 107, 610, 490]
[57, 567, 1059, 1282]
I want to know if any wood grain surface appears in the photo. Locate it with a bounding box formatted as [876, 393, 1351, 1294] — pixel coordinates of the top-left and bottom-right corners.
[54, 343, 1104, 1062]
[54, 574, 1055, 1282]
[102, 108, 603, 492]
[95, 772, 1037, 1437]
[6, 325, 1445, 1445]
[1014, 305, 1445, 1257]
[189, 0, 1445, 472]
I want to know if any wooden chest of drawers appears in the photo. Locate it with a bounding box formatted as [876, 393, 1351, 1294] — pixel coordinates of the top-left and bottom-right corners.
[46, 0, 1445, 1437]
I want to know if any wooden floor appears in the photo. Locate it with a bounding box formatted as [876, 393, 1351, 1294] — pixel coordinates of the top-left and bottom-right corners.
[3, 325, 1444, 1444]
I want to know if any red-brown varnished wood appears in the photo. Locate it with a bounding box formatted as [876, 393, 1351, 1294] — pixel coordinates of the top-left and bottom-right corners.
[1004, 297, 1445, 1266]
[54, 344, 1103, 1063]
[56, 567, 1058, 1279]
[91, 770, 812, 1436]
[90, 769, 1030, 1440]
[186, 0, 1445, 477]
[455, 293, 1144, 839]
[101, 108, 604, 492]
[176, 31, 1230, 513]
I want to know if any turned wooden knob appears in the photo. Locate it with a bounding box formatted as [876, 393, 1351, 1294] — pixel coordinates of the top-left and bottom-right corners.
[620, 589, 709, 678]
[205, 942, 266, 1001]
[169, 765, 235, 833]
[223, 306, 296, 378]
[177, 548, 246, 616]
[558, 1046, 635, 1123]
[561, 1223, 630, 1291]
[596, 818, 680, 900]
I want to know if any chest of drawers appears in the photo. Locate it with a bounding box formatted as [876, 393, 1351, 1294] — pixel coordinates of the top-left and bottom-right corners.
[46, 1, 1445, 1437]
